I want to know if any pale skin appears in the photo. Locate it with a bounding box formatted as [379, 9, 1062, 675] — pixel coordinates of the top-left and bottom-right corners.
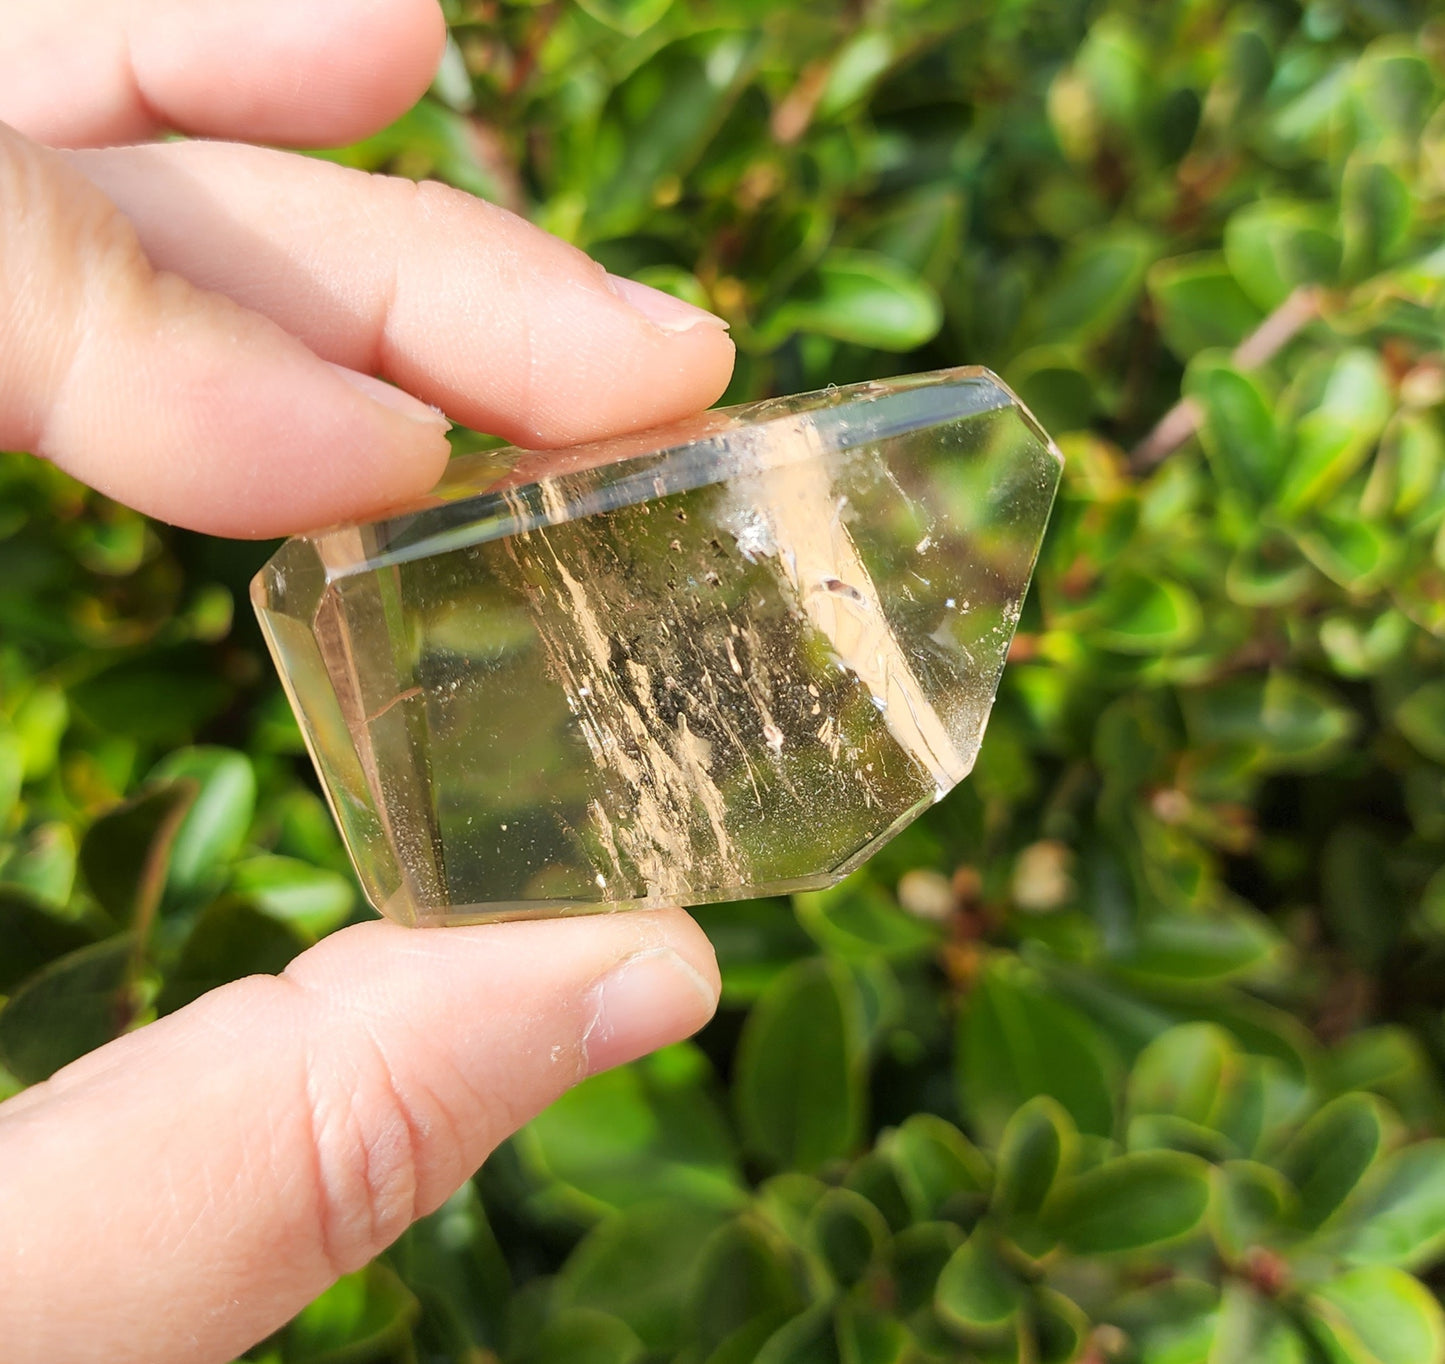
[0, 2, 735, 1359]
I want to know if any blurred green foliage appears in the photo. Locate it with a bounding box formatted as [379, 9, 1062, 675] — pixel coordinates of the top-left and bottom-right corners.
[3, 0, 1445, 1360]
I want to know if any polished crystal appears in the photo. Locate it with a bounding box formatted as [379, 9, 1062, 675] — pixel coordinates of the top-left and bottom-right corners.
[252, 368, 1062, 925]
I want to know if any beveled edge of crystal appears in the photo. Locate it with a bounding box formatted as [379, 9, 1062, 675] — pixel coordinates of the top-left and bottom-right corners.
[257, 366, 1061, 586]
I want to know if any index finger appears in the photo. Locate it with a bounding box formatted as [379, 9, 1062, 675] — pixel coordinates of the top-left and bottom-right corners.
[0, 0, 445, 148]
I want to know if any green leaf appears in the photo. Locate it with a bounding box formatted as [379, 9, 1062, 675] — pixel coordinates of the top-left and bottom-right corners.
[1294, 515, 1395, 592]
[935, 1233, 1024, 1336]
[79, 782, 196, 927]
[69, 653, 231, 745]
[148, 747, 257, 909]
[386, 1181, 509, 1357]
[1320, 824, 1398, 970]
[0, 934, 136, 1084]
[1150, 255, 1266, 362]
[229, 855, 354, 938]
[876, 1113, 991, 1222]
[1027, 226, 1157, 346]
[573, 0, 672, 39]
[11, 684, 67, 780]
[751, 1302, 838, 1364]
[691, 898, 815, 1005]
[520, 1042, 742, 1216]
[1394, 682, 1445, 764]
[581, 31, 761, 240]
[891, 1221, 964, 1316]
[1044, 1151, 1212, 1254]
[761, 250, 943, 352]
[1183, 672, 1356, 773]
[518, 1308, 646, 1364]
[1119, 905, 1281, 983]
[805, 1187, 889, 1288]
[1211, 1283, 1310, 1364]
[818, 30, 895, 118]
[1306, 1266, 1445, 1364]
[1351, 41, 1436, 148]
[0, 719, 22, 829]
[1226, 528, 1317, 607]
[1210, 1161, 1296, 1263]
[1283, 1093, 1393, 1233]
[1276, 349, 1393, 516]
[735, 958, 867, 1172]
[1342, 157, 1414, 280]
[1090, 573, 1201, 655]
[1186, 354, 1286, 503]
[1319, 611, 1412, 679]
[688, 1217, 806, 1356]
[957, 957, 1116, 1141]
[312, 98, 508, 203]
[993, 1095, 1074, 1220]
[793, 875, 940, 961]
[1224, 200, 1340, 310]
[0, 887, 97, 994]
[556, 1200, 732, 1352]
[835, 1301, 909, 1364]
[1338, 1142, 1445, 1271]
[1128, 1024, 1236, 1128]
[1034, 1288, 1090, 1364]
[156, 898, 308, 1015]
[283, 1262, 419, 1363]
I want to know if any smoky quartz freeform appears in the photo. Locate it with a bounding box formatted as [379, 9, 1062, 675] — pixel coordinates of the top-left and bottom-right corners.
[252, 367, 1062, 926]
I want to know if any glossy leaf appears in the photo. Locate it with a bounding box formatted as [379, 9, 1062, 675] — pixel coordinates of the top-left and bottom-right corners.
[555, 1201, 732, 1351]
[1276, 349, 1393, 516]
[1150, 256, 1265, 362]
[760, 250, 943, 352]
[993, 1095, 1074, 1220]
[228, 855, 354, 938]
[1044, 1151, 1212, 1254]
[1183, 672, 1356, 773]
[1394, 683, 1445, 764]
[156, 898, 308, 1014]
[78, 782, 195, 927]
[1338, 1142, 1445, 1271]
[1211, 1283, 1310, 1364]
[1306, 1266, 1445, 1364]
[735, 958, 866, 1172]
[520, 1042, 742, 1216]
[148, 747, 256, 909]
[0, 934, 136, 1083]
[1282, 1093, 1393, 1233]
[934, 1233, 1023, 1336]
[0, 887, 96, 994]
[1186, 355, 1285, 503]
[1128, 1024, 1235, 1129]
[957, 957, 1117, 1141]
[283, 1262, 419, 1363]
[1224, 200, 1340, 310]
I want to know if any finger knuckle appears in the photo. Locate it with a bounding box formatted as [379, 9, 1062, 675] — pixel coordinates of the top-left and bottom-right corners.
[297, 1035, 426, 1277]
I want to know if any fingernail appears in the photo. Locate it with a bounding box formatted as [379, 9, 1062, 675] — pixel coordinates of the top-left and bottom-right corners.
[605, 274, 731, 334]
[582, 947, 720, 1075]
[326, 362, 452, 429]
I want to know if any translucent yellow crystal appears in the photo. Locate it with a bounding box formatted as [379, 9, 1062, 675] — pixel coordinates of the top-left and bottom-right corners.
[252, 368, 1061, 925]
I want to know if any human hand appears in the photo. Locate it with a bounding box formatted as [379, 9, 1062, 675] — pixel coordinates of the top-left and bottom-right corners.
[0, 2, 731, 1359]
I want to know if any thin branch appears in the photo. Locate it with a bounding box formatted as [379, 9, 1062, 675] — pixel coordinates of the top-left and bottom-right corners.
[1130, 285, 1323, 471]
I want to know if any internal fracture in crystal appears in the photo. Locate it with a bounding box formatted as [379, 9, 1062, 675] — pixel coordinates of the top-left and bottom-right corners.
[252, 368, 1062, 925]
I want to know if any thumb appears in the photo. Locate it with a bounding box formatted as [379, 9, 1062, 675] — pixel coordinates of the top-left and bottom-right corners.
[0, 120, 452, 536]
[0, 910, 720, 1364]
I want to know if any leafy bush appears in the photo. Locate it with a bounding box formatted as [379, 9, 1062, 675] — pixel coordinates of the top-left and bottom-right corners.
[3, 0, 1445, 1360]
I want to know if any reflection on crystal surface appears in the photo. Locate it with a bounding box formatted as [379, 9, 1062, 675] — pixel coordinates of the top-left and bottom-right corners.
[252, 368, 1062, 925]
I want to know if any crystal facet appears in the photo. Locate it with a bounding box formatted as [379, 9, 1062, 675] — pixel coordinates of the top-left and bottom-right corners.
[252, 368, 1062, 925]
